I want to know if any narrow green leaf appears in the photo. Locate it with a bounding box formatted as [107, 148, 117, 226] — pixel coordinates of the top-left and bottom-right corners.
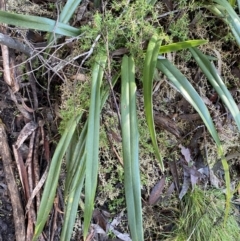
[159, 40, 208, 54]
[156, 58, 231, 224]
[143, 35, 164, 171]
[33, 113, 83, 241]
[64, 124, 87, 199]
[218, 147, 231, 225]
[83, 56, 107, 240]
[189, 47, 240, 131]
[61, 153, 86, 241]
[0, 10, 80, 37]
[34, 70, 118, 241]
[206, 0, 240, 46]
[61, 73, 119, 241]
[213, 0, 239, 18]
[215, 0, 240, 34]
[59, 0, 82, 24]
[157, 59, 220, 144]
[121, 56, 143, 241]
[47, 0, 82, 44]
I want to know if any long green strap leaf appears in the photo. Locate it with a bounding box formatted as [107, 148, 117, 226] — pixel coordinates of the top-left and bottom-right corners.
[213, 0, 239, 24]
[143, 35, 164, 171]
[121, 56, 143, 241]
[83, 56, 107, 240]
[62, 73, 120, 240]
[47, 0, 82, 43]
[189, 47, 240, 131]
[59, 0, 82, 24]
[0, 10, 80, 37]
[61, 123, 87, 240]
[157, 59, 221, 145]
[64, 125, 87, 198]
[206, 0, 240, 46]
[61, 154, 86, 241]
[159, 40, 208, 54]
[156, 58, 231, 224]
[33, 113, 83, 241]
[217, 147, 231, 225]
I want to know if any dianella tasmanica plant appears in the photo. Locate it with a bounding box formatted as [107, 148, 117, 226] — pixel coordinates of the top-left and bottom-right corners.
[0, 0, 239, 240]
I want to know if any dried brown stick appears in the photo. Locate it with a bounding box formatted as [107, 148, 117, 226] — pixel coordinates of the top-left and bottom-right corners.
[0, 119, 26, 241]
[9, 88, 33, 120]
[26, 132, 36, 241]
[25, 125, 50, 215]
[26, 133, 36, 193]
[9, 49, 20, 92]
[33, 128, 41, 209]
[1, 43, 13, 86]
[25, 162, 49, 214]
[0, 24, 20, 92]
[13, 144, 30, 201]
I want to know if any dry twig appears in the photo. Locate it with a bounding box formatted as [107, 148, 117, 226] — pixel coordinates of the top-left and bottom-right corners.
[0, 118, 26, 241]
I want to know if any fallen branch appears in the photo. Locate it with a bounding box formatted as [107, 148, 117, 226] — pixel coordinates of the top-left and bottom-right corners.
[0, 118, 26, 241]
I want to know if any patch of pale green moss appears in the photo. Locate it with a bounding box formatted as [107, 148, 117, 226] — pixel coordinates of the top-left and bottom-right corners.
[59, 80, 91, 134]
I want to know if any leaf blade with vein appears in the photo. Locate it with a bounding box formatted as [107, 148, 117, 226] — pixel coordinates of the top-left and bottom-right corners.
[143, 35, 164, 171]
[121, 56, 143, 241]
[83, 56, 107, 239]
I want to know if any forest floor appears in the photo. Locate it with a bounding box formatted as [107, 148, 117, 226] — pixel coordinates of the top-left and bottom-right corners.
[0, 0, 240, 240]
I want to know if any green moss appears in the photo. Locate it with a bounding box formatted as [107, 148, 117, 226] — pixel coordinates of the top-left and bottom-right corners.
[59, 80, 91, 134]
[59, 0, 168, 135]
[139, 118, 155, 155]
[169, 13, 190, 41]
[77, 0, 167, 69]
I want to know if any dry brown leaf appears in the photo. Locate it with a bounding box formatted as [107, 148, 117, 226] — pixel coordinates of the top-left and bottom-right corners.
[15, 121, 38, 149]
[25, 164, 49, 214]
[148, 176, 166, 205]
[201, 96, 212, 105]
[111, 48, 129, 57]
[179, 145, 191, 163]
[93, 209, 108, 231]
[182, 163, 201, 188]
[154, 114, 182, 138]
[162, 182, 175, 204]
